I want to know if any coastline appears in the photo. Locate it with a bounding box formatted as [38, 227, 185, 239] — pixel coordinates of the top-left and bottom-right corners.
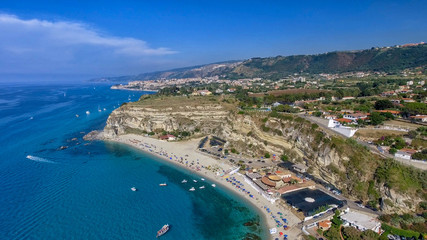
[100, 133, 301, 240]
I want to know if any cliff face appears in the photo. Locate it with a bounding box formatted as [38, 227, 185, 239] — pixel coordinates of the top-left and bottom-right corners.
[103, 96, 425, 213]
[104, 96, 234, 138]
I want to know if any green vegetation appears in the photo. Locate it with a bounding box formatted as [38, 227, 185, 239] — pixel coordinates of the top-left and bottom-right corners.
[375, 158, 426, 193]
[374, 100, 393, 110]
[382, 223, 421, 239]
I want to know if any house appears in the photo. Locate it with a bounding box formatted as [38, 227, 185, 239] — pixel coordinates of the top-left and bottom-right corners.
[334, 118, 353, 124]
[227, 88, 236, 93]
[159, 134, 176, 141]
[323, 114, 337, 120]
[341, 96, 355, 100]
[381, 91, 396, 97]
[193, 90, 212, 96]
[275, 170, 292, 178]
[410, 115, 427, 123]
[318, 220, 332, 231]
[343, 113, 368, 122]
[272, 102, 282, 108]
[375, 110, 401, 117]
[395, 148, 417, 160]
[215, 89, 224, 94]
[402, 98, 415, 103]
[341, 211, 382, 234]
[292, 163, 308, 173]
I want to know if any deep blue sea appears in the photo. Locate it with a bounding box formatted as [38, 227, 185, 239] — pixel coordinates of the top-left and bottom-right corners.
[0, 83, 266, 240]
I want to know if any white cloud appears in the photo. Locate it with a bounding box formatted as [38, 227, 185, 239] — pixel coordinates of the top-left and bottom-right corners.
[0, 14, 177, 75]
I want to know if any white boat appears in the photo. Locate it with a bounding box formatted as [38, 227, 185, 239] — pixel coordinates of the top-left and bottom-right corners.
[131, 187, 137, 191]
[181, 179, 187, 183]
[75, 114, 79, 118]
[201, 178, 205, 181]
[159, 183, 167, 186]
[189, 187, 195, 191]
[211, 184, 216, 187]
[103, 108, 106, 111]
[86, 111, 90, 115]
[193, 180, 197, 183]
[156, 224, 169, 238]
[199, 186, 205, 189]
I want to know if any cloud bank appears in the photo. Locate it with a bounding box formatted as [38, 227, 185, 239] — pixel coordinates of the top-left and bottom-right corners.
[0, 14, 177, 76]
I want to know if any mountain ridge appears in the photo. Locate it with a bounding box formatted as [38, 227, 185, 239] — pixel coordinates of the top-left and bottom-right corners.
[90, 43, 426, 82]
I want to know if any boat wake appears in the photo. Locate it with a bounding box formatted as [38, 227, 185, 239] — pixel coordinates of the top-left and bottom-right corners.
[26, 155, 57, 164]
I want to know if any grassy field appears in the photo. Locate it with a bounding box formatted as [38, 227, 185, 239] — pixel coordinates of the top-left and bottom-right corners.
[355, 129, 406, 139]
[129, 95, 237, 111]
[385, 120, 423, 130]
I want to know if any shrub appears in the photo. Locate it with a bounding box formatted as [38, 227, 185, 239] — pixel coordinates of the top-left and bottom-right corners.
[264, 152, 270, 158]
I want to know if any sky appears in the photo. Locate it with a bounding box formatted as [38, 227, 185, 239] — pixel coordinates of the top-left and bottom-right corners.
[0, 0, 426, 81]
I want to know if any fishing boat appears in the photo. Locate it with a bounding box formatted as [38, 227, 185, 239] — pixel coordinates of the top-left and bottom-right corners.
[181, 179, 187, 183]
[131, 187, 137, 191]
[199, 186, 205, 189]
[159, 183, 167, 186]
[189, 187, 195, 191]
[156, 224, 169, 238]
[211, 184, 216, 187]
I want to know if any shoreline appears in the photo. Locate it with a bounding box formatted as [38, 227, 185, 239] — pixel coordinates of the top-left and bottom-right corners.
[100, 133, 301, 240]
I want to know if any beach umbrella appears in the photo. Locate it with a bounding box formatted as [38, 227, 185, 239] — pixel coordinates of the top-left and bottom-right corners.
[279, 232, 283, 236]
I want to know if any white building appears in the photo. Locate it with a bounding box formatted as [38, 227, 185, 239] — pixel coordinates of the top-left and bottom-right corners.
[343, 113, 368, 122]
[395, 148, 417, 160]
[341, 211, 382, 234]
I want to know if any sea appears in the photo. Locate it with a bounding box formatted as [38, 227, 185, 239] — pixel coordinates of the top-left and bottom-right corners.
[0, 82, 267, 240]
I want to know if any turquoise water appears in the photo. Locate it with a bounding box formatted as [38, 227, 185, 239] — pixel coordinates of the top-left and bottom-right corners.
[0, 83, 266, 240]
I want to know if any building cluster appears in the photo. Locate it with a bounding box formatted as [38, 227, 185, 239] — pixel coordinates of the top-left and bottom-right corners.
[245, 166, 315, 197]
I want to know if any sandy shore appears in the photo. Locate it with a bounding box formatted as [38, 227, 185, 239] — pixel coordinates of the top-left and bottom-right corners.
[102, 134, 301, 240]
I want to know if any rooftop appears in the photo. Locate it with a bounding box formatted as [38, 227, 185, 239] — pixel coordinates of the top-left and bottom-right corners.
[341, 211, 380, 231]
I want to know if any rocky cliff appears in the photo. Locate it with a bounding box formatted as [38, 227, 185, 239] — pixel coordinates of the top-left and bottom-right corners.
[103, 95, 426, 214]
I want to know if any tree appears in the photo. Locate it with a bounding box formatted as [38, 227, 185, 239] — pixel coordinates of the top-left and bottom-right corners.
[264, 152, 271, 158]
[360, 229, 379, 240]
[370, 112, 385, 125]
[374, 100, 393, 110]
[342, 227, 362, 240]
[281, 154, 288, 162]
[405, 102, 427, 115]
[389, 148, 397, 155]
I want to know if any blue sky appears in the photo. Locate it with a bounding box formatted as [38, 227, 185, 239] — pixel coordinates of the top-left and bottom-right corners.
[0, 0, 426, 80]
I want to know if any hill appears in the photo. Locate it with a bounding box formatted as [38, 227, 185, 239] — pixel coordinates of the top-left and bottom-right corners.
[90, 43, 427, 82]
[226, 44, 427, 79]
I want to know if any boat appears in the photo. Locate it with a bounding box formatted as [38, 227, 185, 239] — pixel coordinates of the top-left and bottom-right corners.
[75, 114, 79, 118]
[181, 179, 187, 183]
[199, 186, 205, 189]
[86, 111, 90, 115]
[193, 180, 197, 183]
[156, 224, 169, 238]
[201, 178, 205, 181]
[189, 187, 195, 191]
[211, 184, 216, 187]
[159, 183, 167, 186]
[131, 187, 137, 191]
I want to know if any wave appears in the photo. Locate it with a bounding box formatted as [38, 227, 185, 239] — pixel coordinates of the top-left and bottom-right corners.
[26, 155, 57, 164]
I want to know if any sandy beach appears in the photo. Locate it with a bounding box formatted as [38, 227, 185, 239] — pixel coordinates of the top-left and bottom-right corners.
[103, 134, 301, 240]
